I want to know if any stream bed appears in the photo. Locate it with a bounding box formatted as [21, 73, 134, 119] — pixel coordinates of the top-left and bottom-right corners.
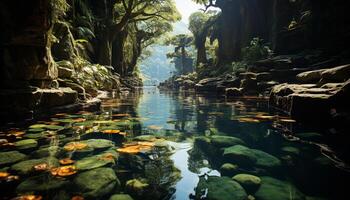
[0, 87, 349, 200]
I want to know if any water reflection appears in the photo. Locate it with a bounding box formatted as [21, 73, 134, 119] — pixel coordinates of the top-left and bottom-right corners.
[0, 87, 349, 200]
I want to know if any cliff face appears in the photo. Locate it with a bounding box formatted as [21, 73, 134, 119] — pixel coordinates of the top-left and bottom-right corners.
[214, 0, 350, 64]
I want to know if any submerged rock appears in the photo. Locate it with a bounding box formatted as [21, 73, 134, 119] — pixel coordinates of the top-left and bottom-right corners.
[195, 176, 247, 200]
[85, 139, 115, 150]
[17, 175, 68, 192]
[76, 153, 116, 171]
[126, 179, 149, 195]
[11, 158, 59, 175]
[232, 174, 261, 193]
[0, 151, 26, 166]
[14, 139, 38, 150]
[223, 145, 281, 169]
[220, 163, 239, 176]
[255, 176, 305, 200]
[74, 167, 119, 199]
[210, 135, 245, 148]
[109, 194, 134, 200]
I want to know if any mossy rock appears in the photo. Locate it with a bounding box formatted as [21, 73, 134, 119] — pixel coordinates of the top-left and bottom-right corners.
[85, 139, 114, 150]
[24, 133, 46, 139]
[220, 163, 239, 176]
[73, 167, 119, 199]
[134, 135, 157, 141]
[210, 135, 245, 148]
[11, 158, 59, 175]
[255, 176, 305, 200]
[223, 145, 257, 166]
[76, 153, 116, 171]
[223, 145, 281, 169]
[0, 151, 26, 166]
[232, 174, 261, 193]
[195, 176, 247, 200]
[17, 175, 68, 192]
[14, 139, 38, 150]
[109, 194, 134, 200]
[194, 136, 211, 149]
[125, 179, 149, 195]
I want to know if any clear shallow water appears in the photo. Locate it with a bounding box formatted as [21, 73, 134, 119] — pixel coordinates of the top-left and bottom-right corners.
[0, 87, 349, 200]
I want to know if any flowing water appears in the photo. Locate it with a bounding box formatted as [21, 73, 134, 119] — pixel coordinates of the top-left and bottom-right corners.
[0, 87, 349, 200]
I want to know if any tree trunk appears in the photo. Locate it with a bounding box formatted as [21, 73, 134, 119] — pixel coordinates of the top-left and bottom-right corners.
[98, 31, 112, 66]
[196, 37, 207, 66]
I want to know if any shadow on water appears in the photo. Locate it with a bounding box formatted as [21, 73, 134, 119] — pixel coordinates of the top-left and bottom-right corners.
[0, 86, 349, 200]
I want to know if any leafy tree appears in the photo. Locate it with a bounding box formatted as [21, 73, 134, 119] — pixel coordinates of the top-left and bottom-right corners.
[189, 11, 218, 66]
[97, 0, 181, 68]
[165, 34, 194, 75]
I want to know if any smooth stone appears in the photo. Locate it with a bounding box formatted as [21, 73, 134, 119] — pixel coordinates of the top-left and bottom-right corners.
[134, 135, 157, 141]
[85, 139, 114, 150]
[210, 135, 245, 148]
[0, 151, 26, 166]
[126, 179, 149, 195]
[76, 154, 116, 171]
[24, 133, 46, 139]
[11, 158, 59, 175]
[14, 139, 38, 150]
[74, 167, 119, 199]
[195, 176, 247, 200]
[17, 175, 68, 192]
[223, 145, 281, 168]
[220, 163, 239, 176]
[232, 174, 261, 193]
[109, 194, 134, 200]
[255, 176, 305, 200]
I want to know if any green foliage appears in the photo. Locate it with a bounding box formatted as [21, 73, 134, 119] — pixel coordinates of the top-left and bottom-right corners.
[50, 0, 69, 22]
[241, 38, 272, 63]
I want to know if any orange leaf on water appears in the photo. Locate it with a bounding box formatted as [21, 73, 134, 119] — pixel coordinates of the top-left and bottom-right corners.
[33, 163, 48, 171]
[64, 142, 88, 151]
[51, 165, 77, 177]
[12, 194, 42, 200]
[59, 158, 75, 165]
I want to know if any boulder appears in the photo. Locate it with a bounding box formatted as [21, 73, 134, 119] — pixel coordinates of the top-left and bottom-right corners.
[0, 151, 26, 166]
[255, 176, 305, 200]
[210, 135, 245, 148]
[76, 153, 116, 171]
[220, 163, 239, 176]
[223, 145, 281, 169]
[125, 179, 149, 195]
[52, 21, 77, 61]
[320, 64, 350, 83]
[296, 69, 325, 83]
[17, 175, 68, 192]
[232, 174, 261, 193]
[74, 167, 119, 199]
[195, 176, 247, 200]
[11, 158, 59, 175]
[14, 139, 38, 150]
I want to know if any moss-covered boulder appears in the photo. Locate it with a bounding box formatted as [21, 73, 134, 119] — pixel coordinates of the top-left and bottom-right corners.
[223, 145, 281, 169]
[76, 153, 116, 171]
[125, 179, 149, 195]
[0, 151, 26, 166]
[85, 139, 115, 150]
[195, 176, 247, 200]
[73, 167, 119, 199]
[14, 139, 38, 150]
[255, 176, 305, 200]
[232, 174, 261, 193]
[109, 194, 134, 200]
[223, 145, 257, 166]
[31, 146, 62, 158]
[210, 136, 245, 148]
[11, 158, 59, 175]
[17, 175, 68, 192]
[220, 163, 239, 176]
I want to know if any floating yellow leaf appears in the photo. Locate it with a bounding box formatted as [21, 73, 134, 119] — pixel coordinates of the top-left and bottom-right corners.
[237, 118, 260, 123]
[12, 195, 42, 200]
[7, 130, 25, 137]
[64, 142, 88, 151]
[0, 172, 10, 179]
[102, 129, 120, 134]
[51, 165, 77, 177]
[117, 142, 154, 154]
[33, 163, 48, 171]
[100, 153, 116, 161]
[73, 118, 86, 122]
[59, 158, 75, 165]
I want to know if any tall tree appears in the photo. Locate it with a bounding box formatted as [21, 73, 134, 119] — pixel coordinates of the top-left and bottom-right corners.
[189, 11, 217, 66]
[97, 0, 180, 68]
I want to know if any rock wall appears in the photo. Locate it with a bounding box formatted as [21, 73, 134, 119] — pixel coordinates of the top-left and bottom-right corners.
[215, 0, 350, 64]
